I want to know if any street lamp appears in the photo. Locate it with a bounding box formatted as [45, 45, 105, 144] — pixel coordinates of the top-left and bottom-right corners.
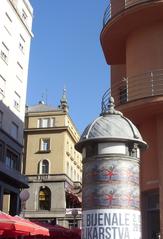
[71, 209, 78, 228]
[19, 190, 30, 217]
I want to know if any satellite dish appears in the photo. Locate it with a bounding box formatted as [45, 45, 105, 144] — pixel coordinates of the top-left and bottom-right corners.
[19, 190, 30, 201]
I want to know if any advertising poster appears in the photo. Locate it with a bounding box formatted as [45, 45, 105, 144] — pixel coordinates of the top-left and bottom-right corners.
[82, 209, 141, 239]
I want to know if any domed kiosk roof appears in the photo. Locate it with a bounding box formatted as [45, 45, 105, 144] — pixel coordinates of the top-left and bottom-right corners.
[75, 97, 147, 152]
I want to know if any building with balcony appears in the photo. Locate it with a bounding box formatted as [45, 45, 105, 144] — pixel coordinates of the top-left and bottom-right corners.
[0, 0, 33, 215]
[23, 92, 82, 228]
[101, 0, 163, 238]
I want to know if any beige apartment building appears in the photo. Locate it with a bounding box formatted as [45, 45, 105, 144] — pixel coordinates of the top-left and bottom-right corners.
[23, 93, 82, 228]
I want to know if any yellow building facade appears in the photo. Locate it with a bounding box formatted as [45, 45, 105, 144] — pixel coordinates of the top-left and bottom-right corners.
[23, 95, 82, 228]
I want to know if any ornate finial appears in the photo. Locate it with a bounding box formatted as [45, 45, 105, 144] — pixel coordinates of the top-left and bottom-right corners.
[101, 89, 123, 116]
[107, 96, 123, 115]
[59, 87, 69, 112]
[108, 96, 115, 113]
[61, 87, 67, 104]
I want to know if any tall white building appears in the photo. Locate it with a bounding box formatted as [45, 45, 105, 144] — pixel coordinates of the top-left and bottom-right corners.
[0, 0, 33, 215]
[0, 0, 33, 121]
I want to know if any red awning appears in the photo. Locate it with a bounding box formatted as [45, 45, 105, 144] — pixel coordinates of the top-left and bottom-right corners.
[33, 221, 80, 239]
[14, 216, 49, 236]
[0, 211, 49, 237]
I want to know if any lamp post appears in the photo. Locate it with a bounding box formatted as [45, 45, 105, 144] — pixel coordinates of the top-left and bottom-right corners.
[72, 209, 78, 228]
[19, 190, 30, 217]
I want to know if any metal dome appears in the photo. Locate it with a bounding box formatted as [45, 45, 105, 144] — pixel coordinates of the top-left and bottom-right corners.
[75, 97, 147, 152]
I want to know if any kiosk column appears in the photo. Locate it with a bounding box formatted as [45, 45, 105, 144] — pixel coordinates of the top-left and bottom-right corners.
[75, 97, 147, 239]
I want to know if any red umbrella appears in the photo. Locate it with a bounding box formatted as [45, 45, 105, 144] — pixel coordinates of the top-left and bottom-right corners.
[70, 228, 81, 239]
[0, 212, 49, 237]
[14, 216, 49, 236]
[0, 212, 34, 234]
[33, 221, 74, 238]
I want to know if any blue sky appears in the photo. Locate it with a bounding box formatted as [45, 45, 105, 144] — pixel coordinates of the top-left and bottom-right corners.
[27, 0, 110, 133]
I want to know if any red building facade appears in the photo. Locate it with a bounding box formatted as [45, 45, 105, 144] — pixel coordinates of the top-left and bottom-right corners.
[100, 1, 163, 238]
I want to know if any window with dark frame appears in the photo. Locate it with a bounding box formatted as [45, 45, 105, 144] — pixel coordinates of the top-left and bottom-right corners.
[11, 122, 18, 139]
[5, 149, 19, 171]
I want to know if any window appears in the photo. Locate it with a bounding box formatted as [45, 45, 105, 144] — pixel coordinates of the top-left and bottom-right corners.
[16, 61, 23, 81]
[42, 160, 49, 174]
[0, 42, 9, 63]
[13, 91, 20, 110]
[38, 159, 50, 174]
[22, 9, 27, 22]
[19, 34, 25, 53]
[11, 122, 18, 139]
[42, 118, 50, 128]
[0, 76, 6, 97]
[142, 191, 160, 238]
[38, 118, 55, 128]
[40, 138, 50, 151]
[39, 186, 51, 210]
[5, 149, 19, 170]
[5, 12, 12, 22]
[4, 12, 12, 35]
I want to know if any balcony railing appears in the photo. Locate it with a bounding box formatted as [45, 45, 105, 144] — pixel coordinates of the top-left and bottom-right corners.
[106, 69, 163, 107]
[103, 0, 157, 26]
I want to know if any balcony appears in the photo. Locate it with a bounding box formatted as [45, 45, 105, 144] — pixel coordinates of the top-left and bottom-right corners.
[27, 174, 73, 184]
[103, 0, 159, 27]
[101, 0, 163, 64]
[102, 69, 163, 111]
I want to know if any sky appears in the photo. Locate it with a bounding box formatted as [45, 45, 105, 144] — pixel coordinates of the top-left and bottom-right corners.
[27, 0, 110, 133]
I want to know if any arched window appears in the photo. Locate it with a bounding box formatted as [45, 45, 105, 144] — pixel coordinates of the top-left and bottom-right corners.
[39, 186, 51, 210]
[38, 160, 49, 174]
[42, 160, 49, 174]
